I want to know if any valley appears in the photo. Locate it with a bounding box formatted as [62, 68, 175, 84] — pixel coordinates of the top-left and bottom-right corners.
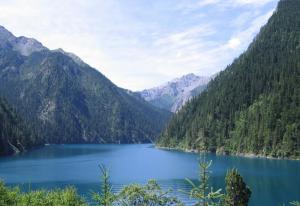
[0, 0, 299, 205]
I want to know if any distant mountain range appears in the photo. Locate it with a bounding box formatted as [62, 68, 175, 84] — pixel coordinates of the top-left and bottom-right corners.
[0, 25, 171, 155]
[138, 73, 212, 112]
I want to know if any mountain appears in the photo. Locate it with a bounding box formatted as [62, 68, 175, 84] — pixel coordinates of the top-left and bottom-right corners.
[0, 27, 46, 56]
[0, 97, 42, 156]
[157, 0, 300, 159]
[139, 74, 211, 112]
[0, 26, 171, 145]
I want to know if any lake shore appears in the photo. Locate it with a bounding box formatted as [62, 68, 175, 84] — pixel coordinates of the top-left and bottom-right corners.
[1, 143, 299, 206]
[155, 145, 300, 161]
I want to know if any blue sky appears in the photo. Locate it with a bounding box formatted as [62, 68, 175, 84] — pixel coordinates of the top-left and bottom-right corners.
[0, 0, 279, 90]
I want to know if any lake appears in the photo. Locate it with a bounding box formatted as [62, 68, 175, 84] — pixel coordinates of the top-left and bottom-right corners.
[0, 144, 299, 205]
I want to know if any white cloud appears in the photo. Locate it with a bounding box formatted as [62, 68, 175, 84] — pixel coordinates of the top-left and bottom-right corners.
[230, 11, 257, 28]
[0, 0, 279, 90]
[179, 0, 276, 12]
[232, 0, 275, 7]
[196, 0, 221, 7]
[229, 9, 274, 49]
[227, 38, 241, 49]
[154, 25, 216, 47]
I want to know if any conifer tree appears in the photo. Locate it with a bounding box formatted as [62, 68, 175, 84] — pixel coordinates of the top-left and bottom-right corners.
[93, 165, 115, 206]
[185, 158, 223, 206]
[224, 169, 251, 206]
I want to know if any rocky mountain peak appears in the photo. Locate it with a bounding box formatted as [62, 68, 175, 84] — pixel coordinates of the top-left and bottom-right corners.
[13, 36, 47, 56]
[0, 25, 15, 42]
[0, 25, 47, 56]
[53, 48, 86, 66]
[139, 73, 213, 112]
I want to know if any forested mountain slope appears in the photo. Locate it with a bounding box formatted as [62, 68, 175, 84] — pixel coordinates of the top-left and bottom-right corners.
[0, 26, 171, 145]
[157, 0, 300, 159]
[0, 98, 41, 156]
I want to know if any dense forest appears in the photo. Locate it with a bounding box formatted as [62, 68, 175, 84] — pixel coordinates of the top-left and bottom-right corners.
[157, 0, 300, 159]
[0, 97, 41, 156]
[0, 26, 171, 147]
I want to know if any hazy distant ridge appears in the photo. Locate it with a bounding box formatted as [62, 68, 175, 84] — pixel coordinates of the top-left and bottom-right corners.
[139, 73, 212, 112]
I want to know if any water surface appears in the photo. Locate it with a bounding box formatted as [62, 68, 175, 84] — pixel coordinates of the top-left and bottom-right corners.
[0, 144, 299, 205]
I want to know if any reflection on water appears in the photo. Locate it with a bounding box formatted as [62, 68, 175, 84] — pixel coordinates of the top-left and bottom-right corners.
[0, 144, 299, 206]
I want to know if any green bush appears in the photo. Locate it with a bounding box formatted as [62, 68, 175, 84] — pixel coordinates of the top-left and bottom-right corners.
[116, 180, 183, 206]
[1, 161, 297, 206]
[0, 181, 87, 206]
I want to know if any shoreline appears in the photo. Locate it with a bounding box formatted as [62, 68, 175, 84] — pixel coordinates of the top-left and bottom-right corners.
[3, 143, 299, 161]
[155, 145, 300, 161]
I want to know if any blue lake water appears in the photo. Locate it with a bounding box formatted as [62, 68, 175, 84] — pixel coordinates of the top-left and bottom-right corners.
[0, 144, 299, 205]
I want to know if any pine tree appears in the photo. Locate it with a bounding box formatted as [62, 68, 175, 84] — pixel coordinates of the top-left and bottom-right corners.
[185, 158, 223, 206]
[224, 169, 251, 206]
[93, 165, 115, 206]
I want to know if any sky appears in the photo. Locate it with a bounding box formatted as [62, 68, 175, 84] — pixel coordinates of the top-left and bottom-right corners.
[0, 0, 279, 91]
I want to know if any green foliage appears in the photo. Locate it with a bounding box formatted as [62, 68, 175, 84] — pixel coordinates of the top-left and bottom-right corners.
[157, 0, 300, 159]
[224, 169, 251, 206]
[185, 159, 223, 206]
[0, 97, 41, 156]
[92, 164, 182, 206]
[116, 180, 183, 206]
[5, 160, 300, 206]
[0, 181, 19, 205]
[0, 181, 87, 206]
[92, 165, 115, 206]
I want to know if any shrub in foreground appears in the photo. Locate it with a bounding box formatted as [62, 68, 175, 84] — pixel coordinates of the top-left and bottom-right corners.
[0, 181, 87, 206]
[116, 179, 183, 206]
[0, 160, 298, 206]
